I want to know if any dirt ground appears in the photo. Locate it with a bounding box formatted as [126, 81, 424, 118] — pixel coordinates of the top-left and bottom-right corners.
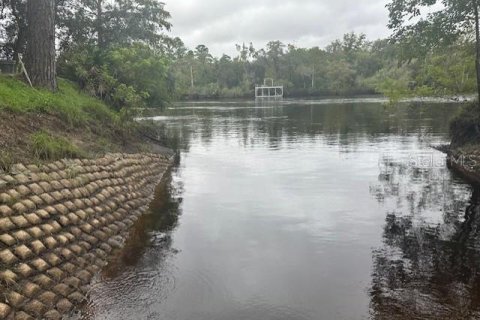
[0, 110, 172, 167]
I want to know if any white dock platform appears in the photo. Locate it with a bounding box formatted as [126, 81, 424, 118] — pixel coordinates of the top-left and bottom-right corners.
[255, 79, 284, 99]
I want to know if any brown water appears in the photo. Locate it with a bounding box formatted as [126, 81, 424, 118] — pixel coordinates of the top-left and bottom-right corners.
[83, 100, 480, 319]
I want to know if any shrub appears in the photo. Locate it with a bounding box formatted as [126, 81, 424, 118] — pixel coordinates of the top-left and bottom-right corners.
[58, 43, 172, 110]
[31, 131, 85, 160]
[0, 151, 16, 173]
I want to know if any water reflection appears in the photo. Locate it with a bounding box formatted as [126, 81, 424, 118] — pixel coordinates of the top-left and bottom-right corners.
[370, 153, 480, 319]
[83, 168, 183, 319]
[153, 102, 456, 153]
[87, 101, 474, 319]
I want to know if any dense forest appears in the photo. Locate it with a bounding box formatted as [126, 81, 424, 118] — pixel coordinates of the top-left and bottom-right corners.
[0, 0, 478, 110]
[171, 36, 476, 100]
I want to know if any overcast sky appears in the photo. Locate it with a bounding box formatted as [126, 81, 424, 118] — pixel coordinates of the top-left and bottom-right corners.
[163, 0, 392, 57]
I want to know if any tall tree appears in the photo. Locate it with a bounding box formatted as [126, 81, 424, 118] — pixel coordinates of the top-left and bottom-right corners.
[266, 41, 285, 78]
[194, 45, 213, 64]
[25, 0, 57, 90]
[387, 0, 480, 103]
[57, 0, 172, 50]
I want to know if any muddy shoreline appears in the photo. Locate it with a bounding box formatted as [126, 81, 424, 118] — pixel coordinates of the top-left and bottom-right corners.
[431, 142, 480, 185]
[447, 154, 480, 186]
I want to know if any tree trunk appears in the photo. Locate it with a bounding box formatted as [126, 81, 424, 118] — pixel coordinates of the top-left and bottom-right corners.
[96, 0, 104, 48]
[190, 65, 194, 88]
[25, 0, 57, 91]
[474, 0, 480, 105]
[312, 66, 315, 88]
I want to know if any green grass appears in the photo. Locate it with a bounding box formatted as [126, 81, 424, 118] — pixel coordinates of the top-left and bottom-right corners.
[0, 75, 155, 164]
[0, 151, 15, 172]
[31, 130, 85, 160]
[0, 75, 118, 125]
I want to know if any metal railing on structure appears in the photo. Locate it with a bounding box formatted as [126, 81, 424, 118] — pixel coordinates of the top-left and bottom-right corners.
[255, 78, 284, 99]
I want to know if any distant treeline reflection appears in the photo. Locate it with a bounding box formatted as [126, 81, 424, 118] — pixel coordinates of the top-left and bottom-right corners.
[152, 102, 459, 152]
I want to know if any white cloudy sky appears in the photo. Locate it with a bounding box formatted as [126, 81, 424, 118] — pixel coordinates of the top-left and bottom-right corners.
[163, 0, 392, 57]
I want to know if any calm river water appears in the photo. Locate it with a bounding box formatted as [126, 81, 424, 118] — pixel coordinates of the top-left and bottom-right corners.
[83, 100, 480, 320]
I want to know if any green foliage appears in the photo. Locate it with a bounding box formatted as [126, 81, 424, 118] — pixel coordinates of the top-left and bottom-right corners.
[1, 0, 478, 108]
[58, 43, 171, 110]
[0, 0, 26, 59]
[168, 28, 477, 100]
[365, 41, 476, 103]
[0, 151, 16, 173]
[107, 44, 170, 107]
[2, 0, 174, 115]
[366, 62, 414, 103]
[57, 0, 172, 50]
[385, 0, 479, 102]
[112, 84, 144, 109]
[30, 131, 85, 160]
[387, 0, 473, 53]
[0, 75, 117, 125]
[172, 34, 396, 99]
[416, 45, 476, 95]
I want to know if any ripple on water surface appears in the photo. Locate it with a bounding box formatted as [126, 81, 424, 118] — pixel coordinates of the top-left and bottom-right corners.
[85, 101, 479, 320]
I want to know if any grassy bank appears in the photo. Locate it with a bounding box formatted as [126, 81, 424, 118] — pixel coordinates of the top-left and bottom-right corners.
[0, 75, 166, 170]
[0, 75, 118, 125]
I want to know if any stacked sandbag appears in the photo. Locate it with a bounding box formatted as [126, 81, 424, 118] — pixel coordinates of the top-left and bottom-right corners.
[0, 153, 173, 319]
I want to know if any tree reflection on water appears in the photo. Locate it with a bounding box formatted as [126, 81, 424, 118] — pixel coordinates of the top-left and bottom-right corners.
[370, 153, 480, 319]
[101, 164, 183, 279]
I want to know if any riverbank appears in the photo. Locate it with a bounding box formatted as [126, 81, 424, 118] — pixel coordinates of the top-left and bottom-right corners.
[444, 102, 480, 185]
[0, 76, 176, 318]
[0, 75, 171, 169]
[176, 87, 475, 103]
[178, 88, 378, 100]
[0, 153, 174, 319]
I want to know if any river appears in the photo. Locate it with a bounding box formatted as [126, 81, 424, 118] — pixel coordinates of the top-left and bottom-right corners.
[82, 99, 480, 320]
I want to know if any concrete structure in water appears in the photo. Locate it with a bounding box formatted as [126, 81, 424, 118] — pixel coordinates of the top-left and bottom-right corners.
[255, 78, 284, 99]
[0, 153, 173, 319]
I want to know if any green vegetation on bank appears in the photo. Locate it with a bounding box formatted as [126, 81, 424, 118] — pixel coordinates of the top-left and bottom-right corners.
[171, 37, 476, 101]
[0, 75, 157, 168]
[2, 1, 479, 109]
[0, 75, 117, 125]
[57, 31, 477, 102]
[385, 0, 480, 157]
[30, 131, 85, 160]
[58, 43, 172, 110]
[1, 0, 174, 111]
[0, 0, 478, 158]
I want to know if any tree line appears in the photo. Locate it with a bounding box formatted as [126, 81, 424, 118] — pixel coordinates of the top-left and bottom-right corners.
[171, 35, 476, 100]
[0, 0, 479, 110]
